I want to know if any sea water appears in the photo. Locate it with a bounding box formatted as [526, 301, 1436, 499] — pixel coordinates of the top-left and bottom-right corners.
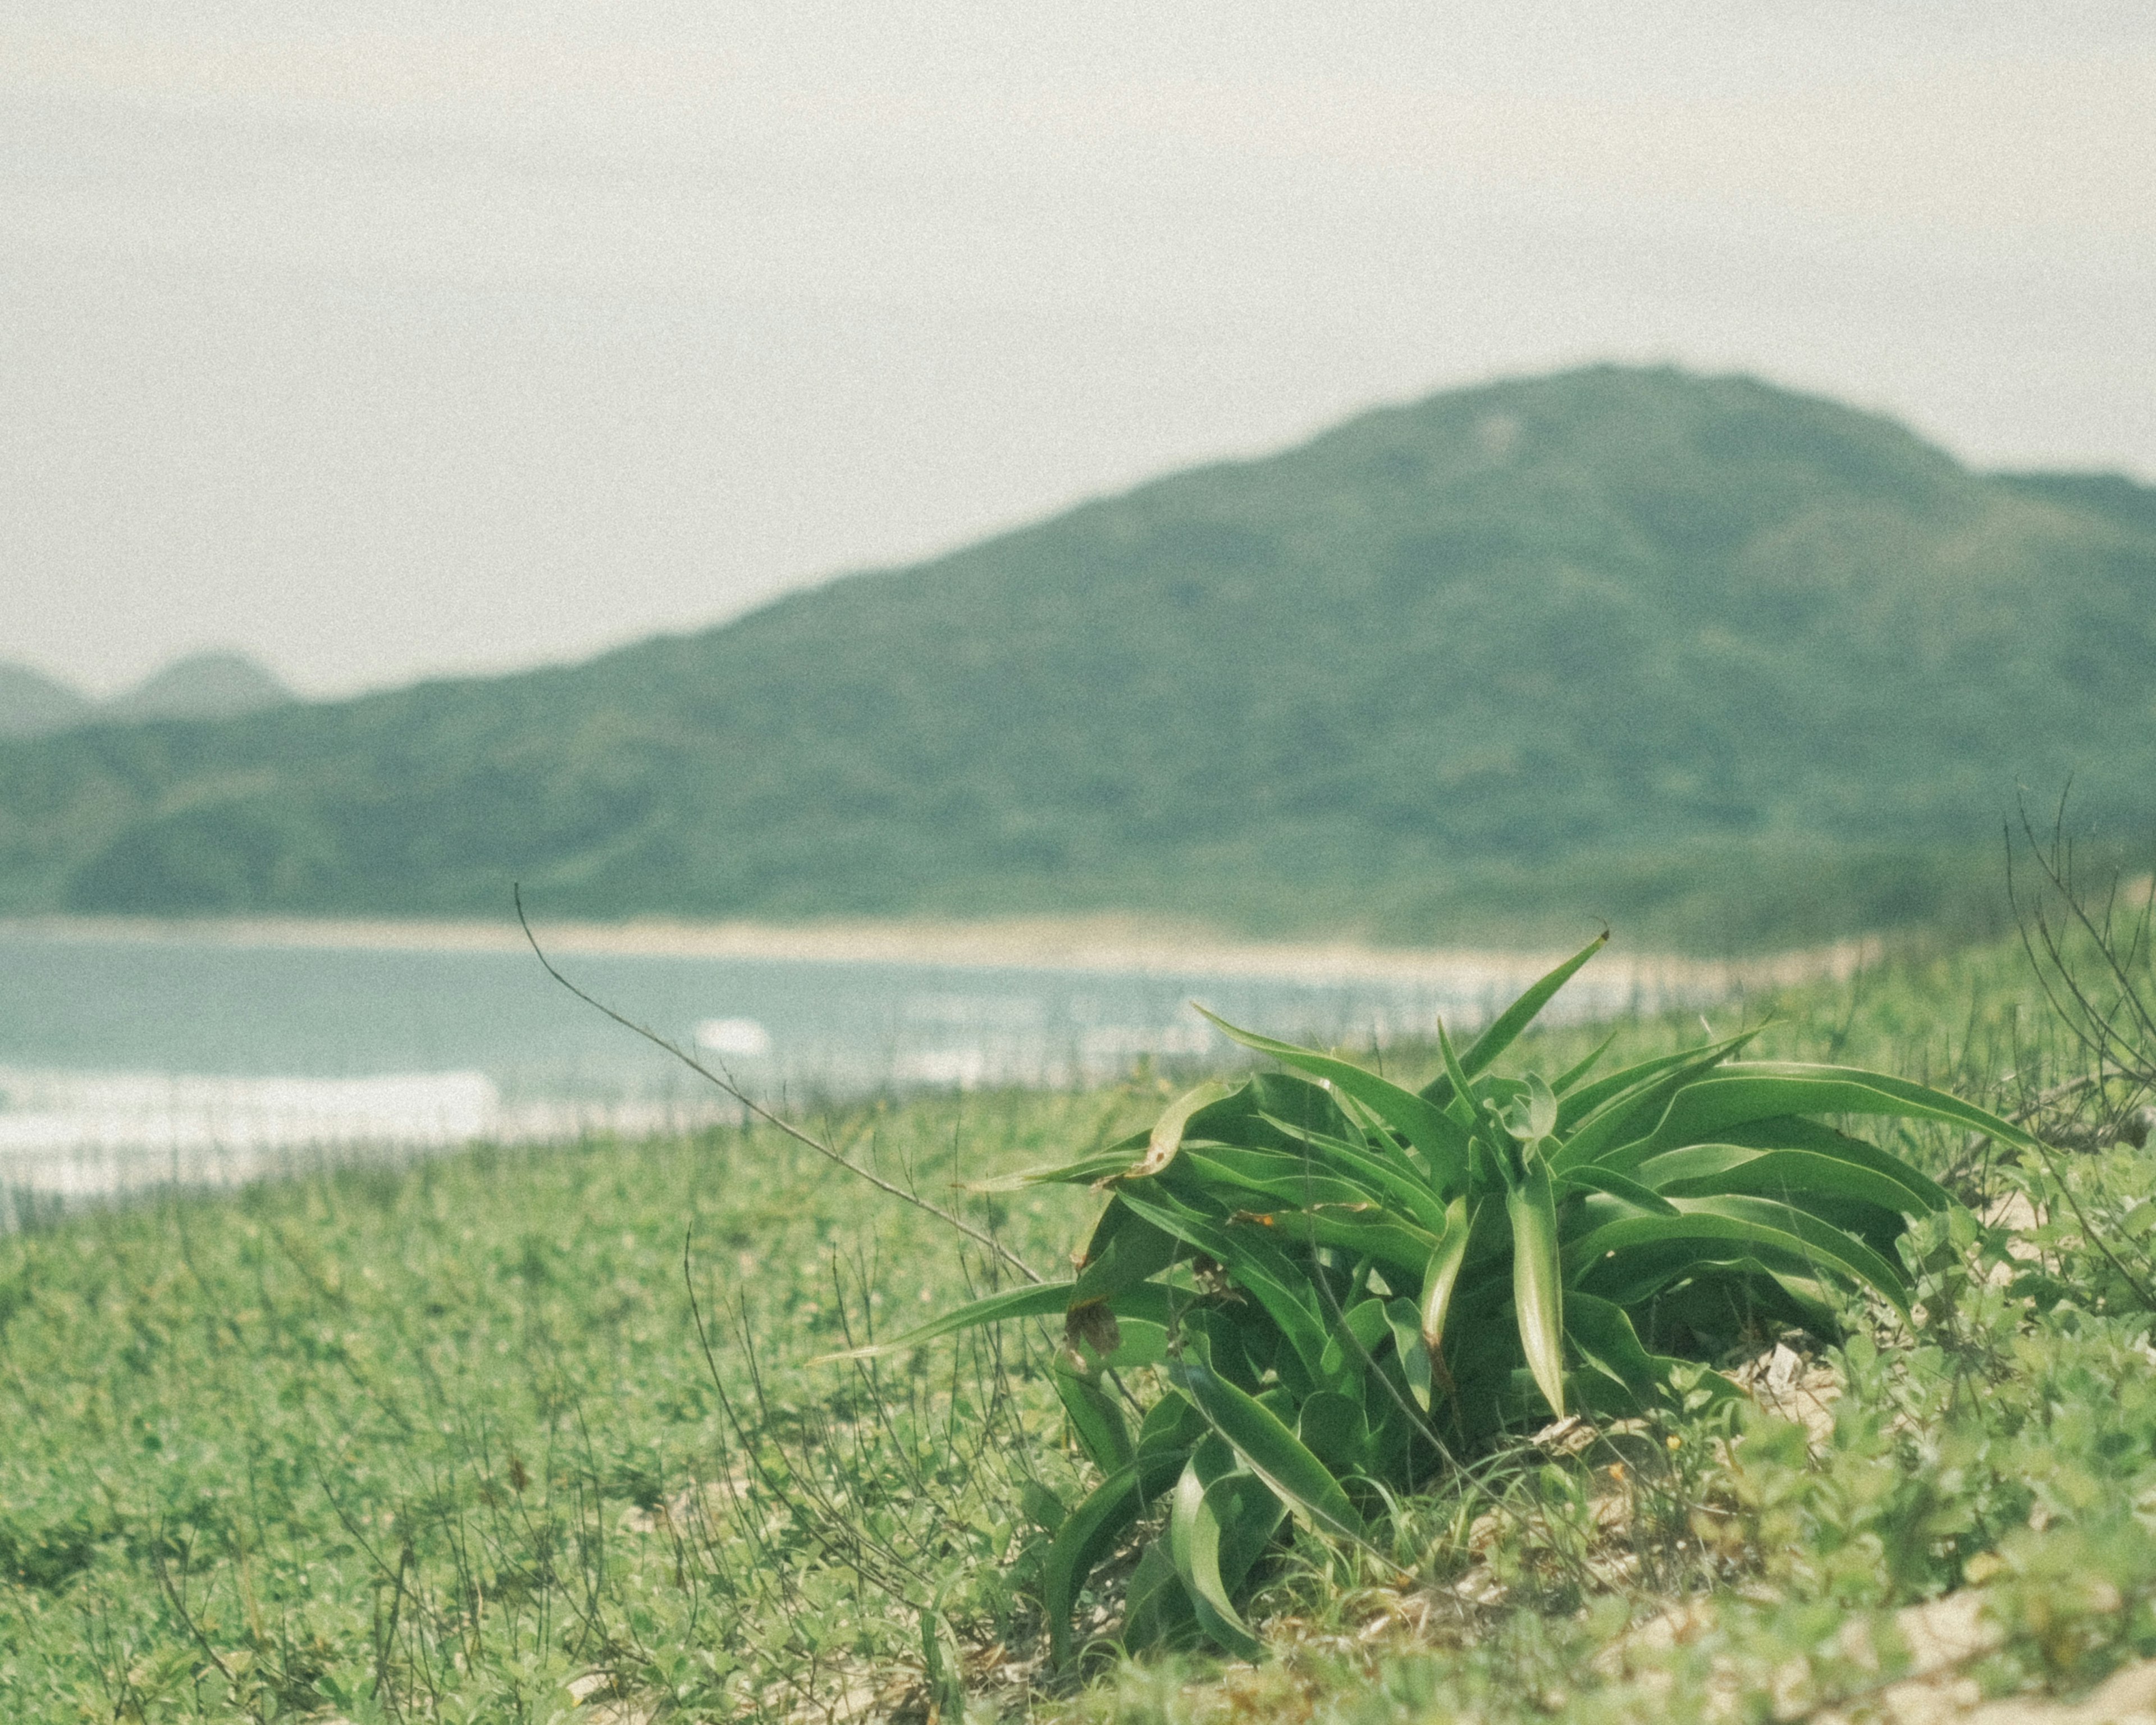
[0, 923, 1691, 1206]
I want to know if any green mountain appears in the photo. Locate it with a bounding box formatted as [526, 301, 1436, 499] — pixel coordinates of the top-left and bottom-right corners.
[0, 651, 289, 739]
[102, 651, 291, 725]
[4, 366, 2153, 950]
[0, 663, 93, 738]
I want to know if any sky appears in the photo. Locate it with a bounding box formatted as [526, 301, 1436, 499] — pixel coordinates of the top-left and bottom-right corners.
[4, 2, 2154, 699]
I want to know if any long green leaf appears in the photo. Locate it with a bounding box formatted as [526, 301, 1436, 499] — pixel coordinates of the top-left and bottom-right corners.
[1554, 1030, 1758, 1140]
[1193, 1006, 1469, 1191]
[1071, 1205, 1184, 1304]
[815, 1276, 1181, 1365]
[1137, 1387, 1212, 1457]
[811, 1280, 1078, 1363]
[1243, 1071, 1360, 1146]
[1508, 1154, 1567, 1420]
[1552, 1027, 1621, 1097]
[1316, 1295, 1395, 1383]
[1383, 1297, 1434, 1411]
[1420, 1195, 1473, 1354]
[1213, 1469, 1290, 1594]
[1115, 1080, 1236, 1181]
[1422, 932, 1610, 1106]
[1119, 1543, 1196, 1655]
[1043, 1452, 1185, 1664]
[1254, 1114, 1454, 1233]
[1296, 1389, 1372, 1473]
[972, 1081, 1272, 1191]
[1169, 1455, 1264, 1659]
[1630, 1065, 2038, 1159]
[1168, 1335, 1365, 1544]
[1637, 1146, 1940, 1217]
[1553, 1037, 1762, 1171]
[1111, 1186, 1337, 1386]
[1432, 1017, 1478, 1126]
[1564, 1292, 1679, 1404]
[1564, 1199, 1911, 1314]
[966, 1147, 1139, 1191]
[1580, 1243, 1840, 1331]
[1219, 1202, 1438, 1284]
[1558, 1163, 1680, 1215]
[1094, 1317, 1170, 1371]
[1170, 1144, 1442, 1267]
[1170, 1145, 1389, 1213]
[1053, 1359, 1135, 1473]
[1709, 1115, 1955, 1209]
[1688, 1194, 1914, 1295]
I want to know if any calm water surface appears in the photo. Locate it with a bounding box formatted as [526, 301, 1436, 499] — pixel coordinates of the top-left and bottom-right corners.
[0, 926, 1682, 1202]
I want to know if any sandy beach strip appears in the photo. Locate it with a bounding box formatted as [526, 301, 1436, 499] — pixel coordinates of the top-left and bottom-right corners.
[0, 912, 1880, 994]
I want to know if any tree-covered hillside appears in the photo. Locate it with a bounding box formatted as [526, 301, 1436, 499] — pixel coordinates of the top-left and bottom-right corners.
[0, 651, 289, 738]
[0, 664, 92, 739]
[4, 366, 2152, 948]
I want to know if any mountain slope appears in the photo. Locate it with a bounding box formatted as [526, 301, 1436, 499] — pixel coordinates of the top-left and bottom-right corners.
[103, 651, 291, 724]
[3, 366, 2153, 948]
[0, 651, 289, 738]
[0, 663, 92, 738]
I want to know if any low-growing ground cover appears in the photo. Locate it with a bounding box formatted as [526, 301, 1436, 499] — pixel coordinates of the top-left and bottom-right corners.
[1072, 928, 2156, 1721]
[5, 922, 2156, 1723]
[0, 1090, 1123, 1721]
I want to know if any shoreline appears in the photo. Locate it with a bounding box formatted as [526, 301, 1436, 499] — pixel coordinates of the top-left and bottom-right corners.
[0, 911, 1881, 993]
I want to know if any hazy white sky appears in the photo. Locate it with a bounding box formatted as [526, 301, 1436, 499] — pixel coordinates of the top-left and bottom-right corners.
[6, 2, 2154, 696]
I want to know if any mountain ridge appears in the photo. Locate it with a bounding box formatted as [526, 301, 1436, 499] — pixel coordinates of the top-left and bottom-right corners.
[0, 650, 291, 738]
[4, 365, 2153, 951]
[0, 663, 94, 739]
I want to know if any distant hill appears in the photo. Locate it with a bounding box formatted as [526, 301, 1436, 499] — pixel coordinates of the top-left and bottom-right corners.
[3, 366, 2153, 950]
[0, 651, 290, 738]
[0, 663, 93, 738]
[101, 651, 292, 724]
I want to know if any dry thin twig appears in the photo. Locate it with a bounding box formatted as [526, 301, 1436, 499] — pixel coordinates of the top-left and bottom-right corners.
[514, 886, 1042, 1285]
[2010, 796, 2156, 1090]
[2003, 803, 2156, 1312]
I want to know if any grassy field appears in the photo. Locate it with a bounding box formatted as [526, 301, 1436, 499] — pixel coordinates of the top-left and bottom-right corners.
[7, 923, 2156, 1722]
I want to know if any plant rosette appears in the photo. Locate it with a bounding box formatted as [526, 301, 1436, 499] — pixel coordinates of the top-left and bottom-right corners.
[830, 933, 2035, 1661]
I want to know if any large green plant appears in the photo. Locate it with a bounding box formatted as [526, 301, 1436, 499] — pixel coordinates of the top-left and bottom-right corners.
[845, 935, 2026, 1660]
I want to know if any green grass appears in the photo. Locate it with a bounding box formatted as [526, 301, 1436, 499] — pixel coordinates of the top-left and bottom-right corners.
[0, 1093, 1131, 1721]
[8, 929, 2156, 1721]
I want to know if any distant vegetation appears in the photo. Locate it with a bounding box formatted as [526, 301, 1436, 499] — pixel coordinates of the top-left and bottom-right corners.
[0, 663, 90, 738]
[0, 651, 290, 738]
[4, 366, 2153, 949]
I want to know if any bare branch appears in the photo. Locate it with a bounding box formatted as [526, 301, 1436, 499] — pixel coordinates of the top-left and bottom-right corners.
[514, 887, 1042, 1284]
